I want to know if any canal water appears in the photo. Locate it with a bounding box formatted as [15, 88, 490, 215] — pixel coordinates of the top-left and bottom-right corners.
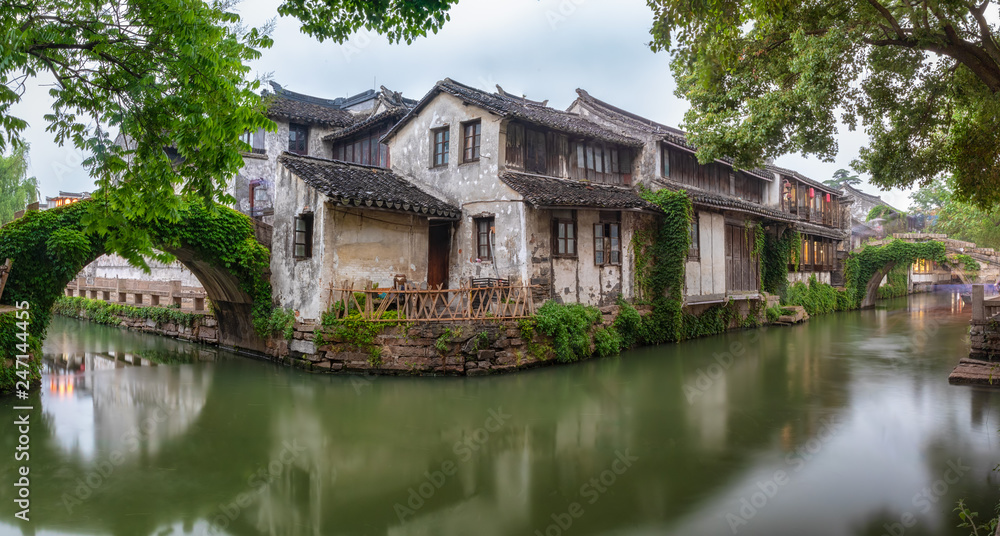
[1, 292, 998, 536]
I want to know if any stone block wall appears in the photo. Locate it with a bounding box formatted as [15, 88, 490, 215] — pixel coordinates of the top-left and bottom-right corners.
[269, 306, 624, 377]
[970, 319, 1000, 361]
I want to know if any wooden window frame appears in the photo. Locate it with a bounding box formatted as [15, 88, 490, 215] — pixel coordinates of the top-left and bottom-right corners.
[431, 126, 450, 168]
[688, 214, 700, 261]
[553, 218, 577, 258]
[288, 123, 309, 155]
[462, 120, 482, 163]
[594, 220, 621, 266]
[241, 128, 265, 155]
[249, 181, 273, 218]
[474, 216, 494, 261]
[293, 214, 313, 259]
[661, 145, 671, 178]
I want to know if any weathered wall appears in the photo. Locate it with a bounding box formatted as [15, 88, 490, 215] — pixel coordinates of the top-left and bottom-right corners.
[787, 271, 832, 285]
[271, 166, 331, 321]
[78, 254, 203, 288]
[387, 92, 530, 288]
[325, 207, 430, 289]
[685, 211, 727, 298]
[525, 207, 646, 306]
[233, 120, 335, 223]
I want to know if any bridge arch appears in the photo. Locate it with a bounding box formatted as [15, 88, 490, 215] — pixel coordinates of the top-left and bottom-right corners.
[0, 199, 272, 353]
[846, 240, 948, 308]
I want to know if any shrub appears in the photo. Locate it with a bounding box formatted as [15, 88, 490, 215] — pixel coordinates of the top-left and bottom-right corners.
[593, 327, 623, 358]
[534, 301, 603, 363]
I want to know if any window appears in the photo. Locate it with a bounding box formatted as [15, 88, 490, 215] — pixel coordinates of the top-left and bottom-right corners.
[241, 128, 265, 154]
[661, 145, 671, 178]
[475, 216, 494, 260]
[689, 215, 700, 260]
[288, 124, 308, 155]
[463, 120, 481, 162]
[249, 180, 272, 217]
[594, 215, 621, 266]
[293, 214, 313, 258]
[432, 127, 449, 167]
[553, 219, 577, 257]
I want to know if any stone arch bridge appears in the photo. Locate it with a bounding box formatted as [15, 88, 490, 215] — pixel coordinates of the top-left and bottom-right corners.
[0, 201, 273, 355]
[858, 233, 1000, 308]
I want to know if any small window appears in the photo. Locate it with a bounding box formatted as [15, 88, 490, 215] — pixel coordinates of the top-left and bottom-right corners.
[241, 128, 265, 154]
[689, 215, 700, 260]
[432, 127, 450, 167]
[463, 120, 481, 162]
[661, 146, 670, 178]
[553, 219, 577, 257]
[249, 181, 272, 217]
[288, 124, 308, 155]
[594, 222, 621, 266]
[293, 214, 313, 258]
[475, 216, 494, 260]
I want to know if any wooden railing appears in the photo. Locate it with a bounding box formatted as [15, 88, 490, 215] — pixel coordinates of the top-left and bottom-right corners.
[326, 283, 538, 322]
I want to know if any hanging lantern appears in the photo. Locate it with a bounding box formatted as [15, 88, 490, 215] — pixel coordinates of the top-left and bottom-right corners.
[825, 193, 831, 202]
[809, 187, 815, 198]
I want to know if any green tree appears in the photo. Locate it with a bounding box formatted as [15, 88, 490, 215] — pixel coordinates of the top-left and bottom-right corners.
[0, 0, 275, 263]
[824, 168, 862, 188]
[0, 143, 38, 224]
[278, 0, 460, 44]
[647, 0, 1000, 208]
[908, 177, 951, 213]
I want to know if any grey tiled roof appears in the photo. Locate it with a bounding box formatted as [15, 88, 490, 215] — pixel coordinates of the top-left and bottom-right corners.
[500, 172, 658, 211]
[385, 79, 643, 147]
[265, 94, 355, 128]
[278, 153, 460, 219]
[322, 108, 408, 143]
[573, 89, 773, 182]
[657, 181, 797, 223]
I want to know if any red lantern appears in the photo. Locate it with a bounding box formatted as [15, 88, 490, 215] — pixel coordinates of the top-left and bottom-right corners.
[825, 193, 831, 202]
[809, 187, 815, 198]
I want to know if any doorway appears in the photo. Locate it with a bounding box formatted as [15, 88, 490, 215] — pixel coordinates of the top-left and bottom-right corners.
[428, 222, 451, 290]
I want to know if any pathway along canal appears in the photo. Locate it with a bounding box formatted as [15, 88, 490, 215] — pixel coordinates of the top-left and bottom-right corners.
[1, 292, 998, 536]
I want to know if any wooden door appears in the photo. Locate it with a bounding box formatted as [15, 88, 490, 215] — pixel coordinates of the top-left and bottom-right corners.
[428, 223, 451, 290]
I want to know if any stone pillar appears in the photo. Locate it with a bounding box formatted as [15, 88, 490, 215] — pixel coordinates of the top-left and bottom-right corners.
[973, 284, 985, 322]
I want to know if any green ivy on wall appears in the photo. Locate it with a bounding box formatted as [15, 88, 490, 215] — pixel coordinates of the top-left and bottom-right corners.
[762, 228, 799, 297]
[637, 188, 693, 344]
[876, 265, 910, 300]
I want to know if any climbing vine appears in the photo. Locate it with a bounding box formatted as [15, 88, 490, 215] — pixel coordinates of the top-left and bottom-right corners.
[637, 189, 693, 343]
[948, 254, 981, 274]
[844, 239, 947, 307]
[876, 266, 910, 300]
[762, 228, 799, 296]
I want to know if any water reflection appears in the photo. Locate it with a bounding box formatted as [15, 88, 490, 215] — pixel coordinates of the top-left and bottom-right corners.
[0, 293, 997, 536]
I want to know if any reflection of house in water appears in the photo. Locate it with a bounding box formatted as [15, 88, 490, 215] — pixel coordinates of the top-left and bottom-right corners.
[42, 350, 213, 462]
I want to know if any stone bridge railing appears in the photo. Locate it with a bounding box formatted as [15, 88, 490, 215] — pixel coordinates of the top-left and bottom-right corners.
[65, 276, 209, 312]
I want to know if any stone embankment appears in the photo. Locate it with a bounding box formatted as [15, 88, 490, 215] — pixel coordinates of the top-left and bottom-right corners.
[950, 285, 1000, 386]
[57, 307, 220, 345]
[267, 307, 627, 377]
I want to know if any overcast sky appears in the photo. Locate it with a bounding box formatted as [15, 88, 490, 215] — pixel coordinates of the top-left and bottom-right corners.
[9, 0, 914, 209]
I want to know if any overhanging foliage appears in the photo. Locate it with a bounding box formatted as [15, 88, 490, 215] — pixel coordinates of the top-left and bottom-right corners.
[844, 239, 947, 307]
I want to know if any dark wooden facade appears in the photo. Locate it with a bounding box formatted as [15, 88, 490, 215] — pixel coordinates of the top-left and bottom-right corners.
[505, 121, 633, 185]
[781, 178, 842, 228]
[663, 146, 765, 204]
[333, 126, 391, 168]
[725, 223, 760, 292]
